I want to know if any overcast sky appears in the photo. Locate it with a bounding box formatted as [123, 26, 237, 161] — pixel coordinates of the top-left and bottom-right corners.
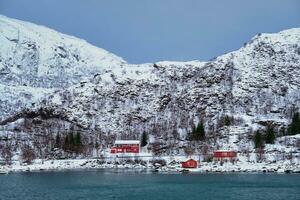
[0, 0, 299, 63]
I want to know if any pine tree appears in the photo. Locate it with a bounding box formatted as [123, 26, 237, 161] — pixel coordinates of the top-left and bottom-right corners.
[191, 126, 196, 140]
[195, 121, 205, 141]
[95, 140, 99, 157]
[69, 132, 75, 150]
[288, 112, 300, 135]
[295, 112, 300, 133]
[95, 140, 99, 149]
[265, 126, 276, 144]
[141, 131, 148, 147]
[55, 133, 61, 148]
[75, 132, 82, 146]
[224, 115, 231, 126]
[189, 122, 206, 141]
[254, 130, 263, 149]
[74, 132, 82, 153]
[63, 135, 69, 151]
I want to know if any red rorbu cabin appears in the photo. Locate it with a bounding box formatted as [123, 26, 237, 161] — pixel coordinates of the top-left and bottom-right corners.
[213, 150, 237, 161]
[181, 159, 198, 168]
[110, 140, 140, 154]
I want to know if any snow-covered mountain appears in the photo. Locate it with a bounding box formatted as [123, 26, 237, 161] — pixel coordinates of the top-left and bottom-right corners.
[15, 27, 299, 136]
[0, 15, 126, 119]
[0, 15, 300, 159]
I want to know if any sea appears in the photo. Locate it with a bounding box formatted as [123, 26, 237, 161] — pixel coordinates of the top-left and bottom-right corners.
[0, 169, 299, 200]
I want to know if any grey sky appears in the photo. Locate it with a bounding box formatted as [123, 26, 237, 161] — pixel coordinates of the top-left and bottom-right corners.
[0, 0, 299, 63]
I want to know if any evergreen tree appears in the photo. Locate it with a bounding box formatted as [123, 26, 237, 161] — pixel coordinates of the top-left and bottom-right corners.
[95, 140, 99, 149]
[288, 112, 300, 135]
[191, 125, 196, 140]
[74, 132, 82, 153]
[265, 126, 276, 144]
[224, 115, 231, 126]
[196, 121, 205, 141]
[295, 112, 300, 133]
[55, 133, 61, 148]
[64, 135, 69, 151]
[95, 140, 100, 157]
[75, 132, 82, 146]
[141, 131, 148, 147]
[69, 132, 75, 150]
[254, 130, 263, 149]
[190, 122, 205, 141]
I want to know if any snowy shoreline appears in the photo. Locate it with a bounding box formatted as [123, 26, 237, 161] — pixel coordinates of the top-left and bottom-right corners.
[1, 158, 300, 174]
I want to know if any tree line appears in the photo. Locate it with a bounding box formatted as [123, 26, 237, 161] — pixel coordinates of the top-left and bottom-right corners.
[187, 121, 206, 141]
[254, 126, 275, 149]
[55, 131, 83, 153]
[254, 111, 300, 149]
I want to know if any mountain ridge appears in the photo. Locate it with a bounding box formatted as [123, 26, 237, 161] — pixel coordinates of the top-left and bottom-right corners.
[0, 15, 126, 119]
[0, 15, 300, 159]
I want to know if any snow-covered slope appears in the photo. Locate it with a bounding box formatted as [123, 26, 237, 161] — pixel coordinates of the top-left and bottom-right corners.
[0, 15, 300, 160]
[27, 28, 300, 137]
[228, 29, 300, 130]
[0, 15, 126, 119]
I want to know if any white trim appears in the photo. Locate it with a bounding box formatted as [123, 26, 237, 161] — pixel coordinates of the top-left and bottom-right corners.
[114, 140, 140, 145]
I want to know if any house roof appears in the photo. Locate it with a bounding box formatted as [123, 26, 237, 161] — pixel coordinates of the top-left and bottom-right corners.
[115, 140, 140, 145]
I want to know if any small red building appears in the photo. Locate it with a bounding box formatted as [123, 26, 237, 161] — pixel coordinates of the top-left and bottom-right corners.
[213, 150, 237, 161]
[181, 159, 198, 168]
[110, 140, 140, 154]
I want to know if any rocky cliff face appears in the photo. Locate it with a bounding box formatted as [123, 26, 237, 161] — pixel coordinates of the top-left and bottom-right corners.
[0, 15, 300, 158]
[230, 30, 300, 124]
[23, 28, 300, 137]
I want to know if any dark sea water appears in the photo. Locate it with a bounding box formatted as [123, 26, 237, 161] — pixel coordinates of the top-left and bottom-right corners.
[0, 170, 299, 200]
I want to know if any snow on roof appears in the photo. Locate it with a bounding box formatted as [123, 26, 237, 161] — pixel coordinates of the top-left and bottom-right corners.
[214, 150, 237, 152]
[182, 158, 197, 162]
[114, 140, 140, 145]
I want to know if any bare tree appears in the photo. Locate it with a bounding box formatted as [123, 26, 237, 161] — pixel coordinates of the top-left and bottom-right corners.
[246, 147, 251, 162]
[184, 145, 195, 157]
[21, 144, 36, 164]
[152, 141, 162, 156]
[256, 147, 265, 163]
[1, 142, 13, 165]
[287, 151, 293, 164]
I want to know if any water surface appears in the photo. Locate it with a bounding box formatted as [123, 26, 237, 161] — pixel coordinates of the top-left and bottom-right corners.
[0, 170, 299, 200]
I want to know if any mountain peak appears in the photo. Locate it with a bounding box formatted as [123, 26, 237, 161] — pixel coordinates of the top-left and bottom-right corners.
[0, 15, 126, 88]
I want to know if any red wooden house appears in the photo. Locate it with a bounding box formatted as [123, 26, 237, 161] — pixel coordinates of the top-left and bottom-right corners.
[110, 140, 140, 154]
[181, 159, 198, 168]
[213, 150, 237, 161]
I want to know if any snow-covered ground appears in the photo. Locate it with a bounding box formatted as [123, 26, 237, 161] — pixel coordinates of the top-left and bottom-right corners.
[1, 155, 299, 174]
[1, 134, 299, 174]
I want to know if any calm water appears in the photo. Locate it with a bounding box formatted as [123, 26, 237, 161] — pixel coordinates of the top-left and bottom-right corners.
[0, 170, 299, 200]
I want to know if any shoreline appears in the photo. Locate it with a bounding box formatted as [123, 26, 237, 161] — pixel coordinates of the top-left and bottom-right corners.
[1, 158, 300, 174]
